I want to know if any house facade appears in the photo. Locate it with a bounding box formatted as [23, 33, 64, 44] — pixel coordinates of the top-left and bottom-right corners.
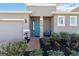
[0, 3, 79, 41]
[26, 3, 79, 38]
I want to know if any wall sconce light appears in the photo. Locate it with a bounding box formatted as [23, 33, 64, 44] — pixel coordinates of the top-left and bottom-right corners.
[25, 19, 27, 23]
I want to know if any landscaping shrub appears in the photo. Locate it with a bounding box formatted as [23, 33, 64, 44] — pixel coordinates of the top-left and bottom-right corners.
[64, 47, 71, 56]
[39, 32, 79, 56]
[47, 50, 64, 56]
[29, 49, 43, 56]
[60, 32, 69, 41]
[54, 41, 60, 49]
[50, 32, 60, 50]
[0, 41, 26, 56]
[59, 32, 69, 50]
[70, 50, 79, 56]
[40, 38, 51, 50]
[42, 39, 51, 47]
[50, 32, 60, 42]
[70, 33, 79, 43]
[23, 51, 31, 56]
[70, 42, 78, 50]
[70, 33, 79, 50]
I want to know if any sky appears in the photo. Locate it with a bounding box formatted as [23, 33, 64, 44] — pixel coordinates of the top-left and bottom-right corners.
[0, 3, 26, 11]
[0, 3, 78, 11]
[57, 3, 79, 11]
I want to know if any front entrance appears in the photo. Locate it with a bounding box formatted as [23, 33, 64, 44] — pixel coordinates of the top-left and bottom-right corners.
[31, 17, 40, 37]
[43, 17, 51, 37]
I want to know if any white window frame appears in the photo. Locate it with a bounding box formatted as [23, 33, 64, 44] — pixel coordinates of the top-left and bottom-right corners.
[70, 16, 77, 26]
[57, 16, 65, 26]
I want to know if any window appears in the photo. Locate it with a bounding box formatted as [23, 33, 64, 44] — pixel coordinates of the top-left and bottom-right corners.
[57, 16, 65, 26]
[70, 16, 77, 26]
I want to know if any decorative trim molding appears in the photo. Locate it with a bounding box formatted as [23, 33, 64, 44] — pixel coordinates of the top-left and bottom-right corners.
[26, 3, 57, 6]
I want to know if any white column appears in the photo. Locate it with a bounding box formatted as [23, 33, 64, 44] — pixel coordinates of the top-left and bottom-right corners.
[24, 16, 31, 38]
[40, 16, 44, 38]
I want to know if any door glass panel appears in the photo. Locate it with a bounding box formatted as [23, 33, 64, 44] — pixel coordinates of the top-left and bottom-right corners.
[32, 17, 40, 37]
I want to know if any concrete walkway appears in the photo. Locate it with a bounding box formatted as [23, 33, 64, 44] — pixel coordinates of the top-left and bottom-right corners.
[26, 37, 40, 51]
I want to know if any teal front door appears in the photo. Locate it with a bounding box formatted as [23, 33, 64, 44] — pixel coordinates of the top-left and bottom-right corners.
[32, 19, 40, 37]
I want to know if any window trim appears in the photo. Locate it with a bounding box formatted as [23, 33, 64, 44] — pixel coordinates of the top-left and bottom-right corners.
[70, 16, 77, 26]
[57, 16, 65, 26]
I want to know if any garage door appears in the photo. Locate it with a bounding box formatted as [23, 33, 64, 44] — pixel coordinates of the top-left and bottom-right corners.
[0, 21, 23, 41]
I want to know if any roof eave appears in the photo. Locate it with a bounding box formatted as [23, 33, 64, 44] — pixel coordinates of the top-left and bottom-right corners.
[0, 11, 32, 14]
[52, 12, 79, 15]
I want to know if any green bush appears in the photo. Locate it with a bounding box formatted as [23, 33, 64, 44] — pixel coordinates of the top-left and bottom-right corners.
[50, 32, 60, 42]
[50, 32, 60, 49]
[42, 39, 51, 47]
[70, 42, 78, 50]
[54, 41, 60, 48]
[47, 50, 64, 56]
[0, 41, 26, 56]
[70, 33, 79, 42]
[70, 33, 79, 50]
[70, 50, 79, 56]
[60, 32, 69, 41]
[29, 49, 43, 56]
